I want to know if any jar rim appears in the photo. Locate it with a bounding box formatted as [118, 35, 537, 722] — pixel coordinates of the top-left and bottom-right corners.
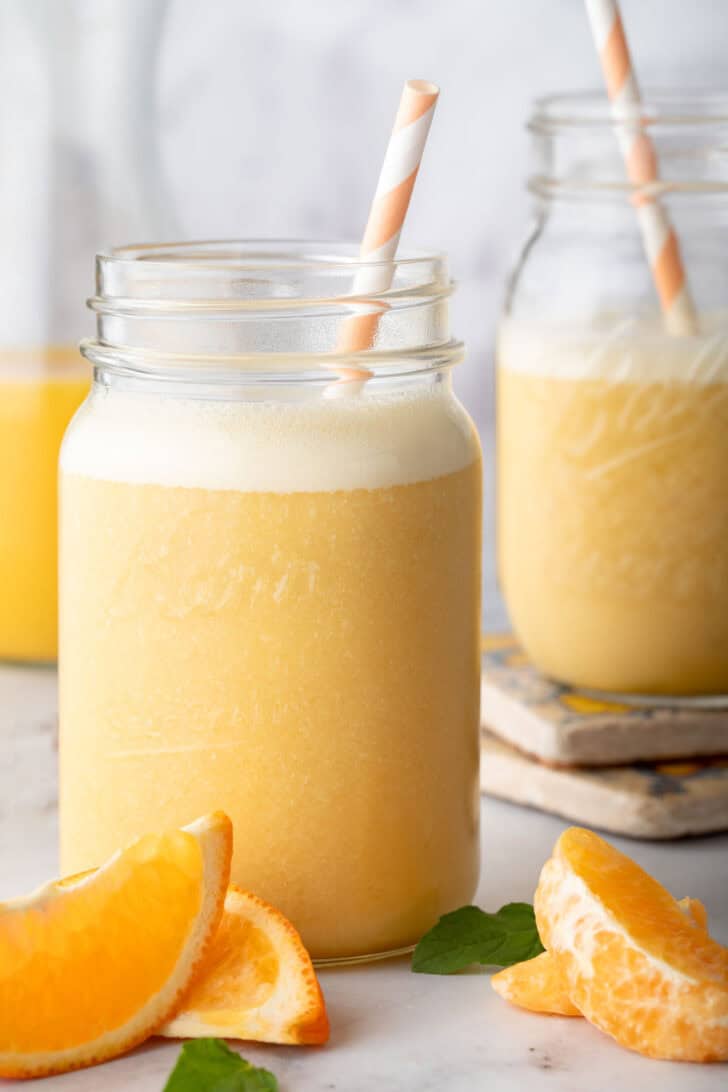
[84, 238, 462, 382]
[95, 239, 449, 301]
[530, 87, 728, 132]
[101, 238, 447, 268]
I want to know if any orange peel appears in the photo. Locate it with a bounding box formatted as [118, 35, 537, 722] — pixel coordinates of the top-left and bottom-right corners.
[0, 813, 232, 1079]
[161, 885, 329, 1045]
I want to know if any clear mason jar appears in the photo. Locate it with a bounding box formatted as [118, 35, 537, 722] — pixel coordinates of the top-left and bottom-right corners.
[59, 241, 483, 962]
[498, 91, 728, 702]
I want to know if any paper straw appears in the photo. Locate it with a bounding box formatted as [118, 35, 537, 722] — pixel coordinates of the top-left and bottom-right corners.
[585, 0, 697, 335]
[332, 79, 439, 386]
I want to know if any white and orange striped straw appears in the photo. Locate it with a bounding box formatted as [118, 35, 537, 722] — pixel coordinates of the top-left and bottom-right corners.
[585, 0, 697, 335]
[333, 79, 439, 383]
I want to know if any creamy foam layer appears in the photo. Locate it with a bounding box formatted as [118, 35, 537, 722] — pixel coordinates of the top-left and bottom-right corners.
[498, 313, 728, 384]
[60, 384, 479, 492]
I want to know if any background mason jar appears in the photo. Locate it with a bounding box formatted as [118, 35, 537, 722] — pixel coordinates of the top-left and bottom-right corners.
[0, 0, 174, 664]
[497, 91, 728, 701]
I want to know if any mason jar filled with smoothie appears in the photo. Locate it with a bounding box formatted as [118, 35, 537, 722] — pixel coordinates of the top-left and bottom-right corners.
[59, 241, 482, 962]
[498, 91, 728, 700]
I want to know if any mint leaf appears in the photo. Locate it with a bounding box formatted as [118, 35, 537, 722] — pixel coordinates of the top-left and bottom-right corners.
[412, 903, 544, 974]
[162, 1039, 278, 1091]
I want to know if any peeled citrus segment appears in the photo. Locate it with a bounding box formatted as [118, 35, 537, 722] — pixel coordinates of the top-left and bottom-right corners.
[492, 951, 581, 1016]
[491, 895, 707, 1019]
[681, 896, 708, 932]
[0, 813, 232, 1079]
[535, 827, 728, 1062]
[160, 885, 329, 1046]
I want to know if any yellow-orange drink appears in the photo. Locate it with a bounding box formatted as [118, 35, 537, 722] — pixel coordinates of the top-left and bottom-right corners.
[60, 384, 482, 959]
[498, 316, 728, 696]
[0, 350, 88, 661]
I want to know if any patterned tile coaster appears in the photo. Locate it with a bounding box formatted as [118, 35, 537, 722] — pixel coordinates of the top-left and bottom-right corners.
[481, 634, 728, 767]
[481, 731, 728, 839]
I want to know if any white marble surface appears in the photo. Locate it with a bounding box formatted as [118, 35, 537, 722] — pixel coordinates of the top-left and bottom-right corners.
[1, 664, 726, 1090]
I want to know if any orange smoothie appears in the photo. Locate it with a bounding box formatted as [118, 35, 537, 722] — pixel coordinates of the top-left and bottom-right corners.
[59, 385, 482, 959]
[0, 350, 89, 662]
[498, 317, 728, 696]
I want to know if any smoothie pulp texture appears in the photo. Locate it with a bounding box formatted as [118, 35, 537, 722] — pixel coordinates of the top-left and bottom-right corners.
[60, 383, 482, 960]
[498, 315, 728, 696]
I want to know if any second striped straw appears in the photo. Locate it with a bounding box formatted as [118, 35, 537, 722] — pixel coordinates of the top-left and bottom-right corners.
[585, 0, 697, 335]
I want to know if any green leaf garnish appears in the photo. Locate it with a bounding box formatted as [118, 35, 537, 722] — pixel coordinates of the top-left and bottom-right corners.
[412, 903, 544, 974]
[162, 1039, 278, 1091]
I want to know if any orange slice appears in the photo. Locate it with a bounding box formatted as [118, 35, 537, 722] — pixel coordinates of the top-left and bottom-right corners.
[535, 828, 728, 1062]
[160, 885, 329, 1045]
[491, 895, 708, 1018]
[0, 813, 232, 1079]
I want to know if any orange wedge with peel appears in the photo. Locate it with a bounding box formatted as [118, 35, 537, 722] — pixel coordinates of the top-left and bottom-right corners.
[491, 895, 708, 1018]
[160, 885, 329, 1045]
[0, 813, 232, 1079]
[534, 828, 728, 1062]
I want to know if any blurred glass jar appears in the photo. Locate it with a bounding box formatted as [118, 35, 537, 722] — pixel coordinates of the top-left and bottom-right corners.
[498, 91, 728, 701]
[0, 0, 173, 662]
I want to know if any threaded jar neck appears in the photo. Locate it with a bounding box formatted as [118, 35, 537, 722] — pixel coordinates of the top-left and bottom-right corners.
[82, 239, 463, 386]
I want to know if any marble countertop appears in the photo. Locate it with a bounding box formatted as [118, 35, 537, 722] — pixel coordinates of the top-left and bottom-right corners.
[1, 662, 726, 1091]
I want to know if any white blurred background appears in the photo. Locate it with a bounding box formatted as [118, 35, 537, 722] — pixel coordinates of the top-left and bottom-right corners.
[157, 0, 727, 409]
[155, 0, 727, 624]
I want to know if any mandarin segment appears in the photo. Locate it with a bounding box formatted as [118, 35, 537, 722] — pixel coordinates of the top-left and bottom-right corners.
[160, 885, 329, 1045]
[0, 813, 232, 1079]
[492, 951, 581, 1016]
[681, 897, 708, 932]
[535, 827, 728, 1062]
[491, 896, 707, 1019]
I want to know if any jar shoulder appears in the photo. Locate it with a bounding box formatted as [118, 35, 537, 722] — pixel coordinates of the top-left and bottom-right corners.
[505, 206, 728, 323]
